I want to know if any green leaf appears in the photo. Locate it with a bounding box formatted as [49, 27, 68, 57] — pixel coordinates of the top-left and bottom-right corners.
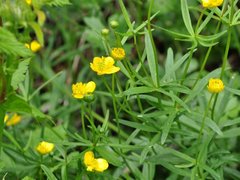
[217, 128, 240, 138]
[163, 48, 175, 81]
[196, 11, 214, 34]
[46, 0, 71, 6]
[0, 28, 32, 57]
[225, 86, 240, 96]
[28, 22, 44, 46]
[41, 165, 57, 180]
[161, 50, 193, 82]
[119, 119, 159, 132]
[123, 86, 154, 96]
[11, 58, 31, 90]
[96, 146, 123, 166]
[161, 112, 177, 144]
[118, 0, 133, 31]
[3, 94, 50, 120]
[145, 29, 158, 86]
[181, 0, 194, 36]
[185, 68, 221, 103]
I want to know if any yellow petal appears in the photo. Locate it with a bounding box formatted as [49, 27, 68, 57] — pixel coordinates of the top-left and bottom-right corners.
[94, 158, 109, 172]
[4, 115, 9, 123]
[5, 113, 21, 126]
[86, 81, 96, 93]
[30, 40, 41, 52]
[84, 151, 95, 165]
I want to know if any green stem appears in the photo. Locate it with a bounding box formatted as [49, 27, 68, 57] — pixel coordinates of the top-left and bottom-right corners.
[102, 76, 121, 142]
[211, 93, 219, 121]
[181, 47, 194, 84]
[220, 0, 234, 78]
[197, 94, 214, 143]
[80, 103, 87, 139]
[112, 74, 121, 142]
[220, 26, 232, 78]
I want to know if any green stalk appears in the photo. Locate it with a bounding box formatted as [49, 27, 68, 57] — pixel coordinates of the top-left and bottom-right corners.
[197, 94, 214, 141]
[220, 0, 234, 78]
[195, 94, 214, 178]
[102, 76, 121, 142]
[220, 26, 232, 78]
[181, 47, 194, 83]
[80, 103, 87, 139]
[193, 21, 221, 87]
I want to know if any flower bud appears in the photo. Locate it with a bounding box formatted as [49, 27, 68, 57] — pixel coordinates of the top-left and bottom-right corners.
[101, 28, 109, 36]
[110, 20, 119, 29]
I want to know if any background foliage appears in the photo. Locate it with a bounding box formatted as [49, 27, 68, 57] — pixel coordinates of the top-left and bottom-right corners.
[0, 0, 240, 179]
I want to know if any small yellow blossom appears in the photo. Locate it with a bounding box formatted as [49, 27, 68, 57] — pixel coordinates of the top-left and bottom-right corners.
[36, 141, 55, 155]
[111, 48, 125, 60]
[25, 40, 41, 52]
[72, 81, 96, 99]
[4, 113, 21, 126]
[202, 0, 223, 8]
[84, 151, 109, 172]
[207, 78, 224, 93]
[25, 0, 32, 5]
[90, 56, 120, 75]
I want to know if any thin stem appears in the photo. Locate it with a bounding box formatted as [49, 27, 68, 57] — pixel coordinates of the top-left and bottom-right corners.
[220, 26, 232, 78]
[197, 94, 214, 143]
[102, 76, 121, 142]
[211, 93, 219, 121]
[80, 103, 87, 139]
[220, 0, 234, 78]
[181, 47, 194, 84]
[195, 94, 214, 178]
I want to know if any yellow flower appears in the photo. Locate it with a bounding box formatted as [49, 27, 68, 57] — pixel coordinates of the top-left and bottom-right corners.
[26, 0, 32, 5]
[111, 48, 125, 60]
[4, 113, 21, 126]
[202, 0, 223, 8]
[25, 40, 41, 52]
[36, 141, 55, 155]
[90, 56, 120, 75]
[207, 78, 224, 93]
[72, 81, 96, 99]
[83, 151, 109, 172]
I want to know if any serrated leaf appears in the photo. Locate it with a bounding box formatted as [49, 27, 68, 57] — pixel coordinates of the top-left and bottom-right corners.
[0, 28, 32, 57]
[11, 59, 31, 90]
[46, 0, 71, 6]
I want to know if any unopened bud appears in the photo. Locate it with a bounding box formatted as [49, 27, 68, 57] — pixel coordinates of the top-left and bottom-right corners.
[101, 28, 109, 36]
[110, 20, 119, 29]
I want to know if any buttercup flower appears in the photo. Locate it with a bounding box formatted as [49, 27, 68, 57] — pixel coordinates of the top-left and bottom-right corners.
[202, 0, 223, 8]
[25, 0, 32, 5]
[36, 141, 55, 155]
[207, 78, 224, 93]
[84, 151, 109, 172]
[4, 113, 21, 126]
[111, 48, 125, 60]
[90, 56, 120, 75]
[72, 81, 96, 99]
[25, 40, 41, 52]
